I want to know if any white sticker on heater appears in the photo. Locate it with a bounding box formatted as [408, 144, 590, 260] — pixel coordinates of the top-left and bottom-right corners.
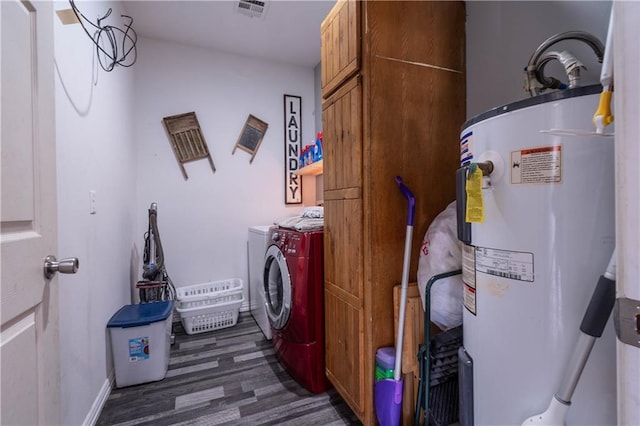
[462, 245, 478, 315]
[511, 145, 562, 184]
[475, 246, 534, 282]
[462, 244, 476, 288]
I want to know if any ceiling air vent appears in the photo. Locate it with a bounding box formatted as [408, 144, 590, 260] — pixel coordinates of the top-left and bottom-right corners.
[235, 0, 268, 20]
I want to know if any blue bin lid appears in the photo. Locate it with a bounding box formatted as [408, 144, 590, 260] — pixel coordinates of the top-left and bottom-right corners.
[107, 301, 174, 328]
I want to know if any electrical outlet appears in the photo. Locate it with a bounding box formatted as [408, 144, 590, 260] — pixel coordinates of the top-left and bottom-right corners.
[89, 190, 96, 214]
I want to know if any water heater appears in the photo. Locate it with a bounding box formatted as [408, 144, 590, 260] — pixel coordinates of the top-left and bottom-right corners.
[457, 85, 616, 425]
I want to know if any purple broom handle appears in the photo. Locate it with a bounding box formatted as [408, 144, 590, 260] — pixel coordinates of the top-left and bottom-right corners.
[395, 176, 416, 226]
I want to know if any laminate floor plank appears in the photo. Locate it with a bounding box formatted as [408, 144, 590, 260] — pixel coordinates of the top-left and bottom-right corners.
[97, 313, 361, 425]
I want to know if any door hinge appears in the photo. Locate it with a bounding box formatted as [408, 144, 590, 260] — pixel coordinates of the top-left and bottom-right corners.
[614, 297, 640, 348]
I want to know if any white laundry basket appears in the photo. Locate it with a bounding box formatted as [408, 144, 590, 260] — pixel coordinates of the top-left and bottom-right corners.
[176, 279, 244, 335]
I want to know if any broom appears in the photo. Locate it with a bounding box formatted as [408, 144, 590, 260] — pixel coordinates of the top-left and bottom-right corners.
[375, 176, 415, 426]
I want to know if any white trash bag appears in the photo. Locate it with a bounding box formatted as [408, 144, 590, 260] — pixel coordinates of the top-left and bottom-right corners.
[417, 201, 464, 330]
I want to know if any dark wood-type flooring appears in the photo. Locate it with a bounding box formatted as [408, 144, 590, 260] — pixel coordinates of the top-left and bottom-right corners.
[97, 312, 362, 425]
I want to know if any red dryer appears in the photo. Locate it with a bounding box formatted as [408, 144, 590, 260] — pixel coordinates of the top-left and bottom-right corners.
[262, 228, 329, 393]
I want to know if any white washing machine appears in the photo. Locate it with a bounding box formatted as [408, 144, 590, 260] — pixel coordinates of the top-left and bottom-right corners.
[248, 225, 273, 340]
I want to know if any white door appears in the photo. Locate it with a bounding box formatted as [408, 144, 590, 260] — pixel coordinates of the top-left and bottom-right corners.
[614, 3, 640, 424]
[1, 1, 70, 424]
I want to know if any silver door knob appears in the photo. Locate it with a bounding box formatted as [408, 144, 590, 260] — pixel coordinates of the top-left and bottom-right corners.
[43, 255, 79, 279]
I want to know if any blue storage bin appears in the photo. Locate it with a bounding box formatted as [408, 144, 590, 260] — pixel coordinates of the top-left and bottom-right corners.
[107, 301, 173, 387]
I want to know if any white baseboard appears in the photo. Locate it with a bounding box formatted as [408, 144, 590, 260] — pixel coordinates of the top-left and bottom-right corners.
[83, 371, 114, 426]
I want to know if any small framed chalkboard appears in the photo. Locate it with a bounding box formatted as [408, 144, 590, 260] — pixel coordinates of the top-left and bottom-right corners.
[232, 114, 268, 163]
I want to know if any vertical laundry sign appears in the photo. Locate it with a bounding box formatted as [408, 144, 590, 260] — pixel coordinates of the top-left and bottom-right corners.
[284, 95, 302, 204]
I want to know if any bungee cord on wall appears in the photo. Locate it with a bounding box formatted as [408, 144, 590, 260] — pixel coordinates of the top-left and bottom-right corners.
[69, 0, 137, 72]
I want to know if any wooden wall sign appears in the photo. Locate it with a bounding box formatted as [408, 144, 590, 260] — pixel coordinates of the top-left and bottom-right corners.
[232, 114, 268, 163]
[162, 112, 216, 180]
[284, 94, 302, 204]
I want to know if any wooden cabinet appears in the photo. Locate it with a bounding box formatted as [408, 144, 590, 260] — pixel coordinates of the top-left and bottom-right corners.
[320, 1, 466, 424]
[321, 0, 360, 98]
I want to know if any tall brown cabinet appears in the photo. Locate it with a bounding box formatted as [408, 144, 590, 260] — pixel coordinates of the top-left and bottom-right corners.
[320, 1, 466, 424]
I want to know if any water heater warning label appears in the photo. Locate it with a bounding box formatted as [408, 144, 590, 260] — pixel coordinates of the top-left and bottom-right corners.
[511, 145, 561, 184]
[462, 245, 477, 315]
[475, 246, 534, 282]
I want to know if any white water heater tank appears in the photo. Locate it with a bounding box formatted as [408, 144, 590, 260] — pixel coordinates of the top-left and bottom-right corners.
[457, 85, 616, 425]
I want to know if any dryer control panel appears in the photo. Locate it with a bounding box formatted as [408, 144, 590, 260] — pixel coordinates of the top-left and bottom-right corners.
[285, 233, 301, 255]
[272, 230, 304, 256]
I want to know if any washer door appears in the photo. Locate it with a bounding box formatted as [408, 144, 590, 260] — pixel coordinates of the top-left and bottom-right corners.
[263, 245, 291, 330]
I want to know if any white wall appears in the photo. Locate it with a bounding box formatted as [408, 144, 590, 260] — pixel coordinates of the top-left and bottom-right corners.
[53, 1, 137, 425]
[466, 1, 612, 118]
[133, 37, 318, 305]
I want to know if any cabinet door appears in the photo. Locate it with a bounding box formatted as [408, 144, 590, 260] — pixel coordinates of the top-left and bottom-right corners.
[322, 76, 362, 193]
[324, 285, 364, 417]
[323, 73, 365, 420]
[320, 0, 360, 98]
[324, 196, 364, 418]
[324, 195, 363, 301]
